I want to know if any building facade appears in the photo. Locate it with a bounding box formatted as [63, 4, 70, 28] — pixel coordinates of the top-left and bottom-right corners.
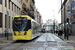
[34, 6, 38, 22]
[46, 19, 53, 25]
[21, 0, 34, 19]
[0, 0, 21, 37]
[37, 12, 41, 24]
[61, 0, 75, 35]
[45, 19, 54, 31]
[61, 0, 71, 24]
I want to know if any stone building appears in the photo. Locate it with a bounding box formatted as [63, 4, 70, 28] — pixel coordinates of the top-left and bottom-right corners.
[0, 0, 21, 37]
[21, 0, 35, 19]
[60, 0, 75, 35]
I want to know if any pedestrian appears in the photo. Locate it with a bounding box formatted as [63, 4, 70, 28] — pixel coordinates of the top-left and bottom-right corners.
[68, 29, 72, 36]
[64, 28, 67, 39]
[4, 28, 8, 37]
[56, 30, 58, 34]
[58, 29, 62, 36]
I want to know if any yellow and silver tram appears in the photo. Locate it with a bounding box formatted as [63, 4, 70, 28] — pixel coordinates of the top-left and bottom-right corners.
[12, 15, 40, 40]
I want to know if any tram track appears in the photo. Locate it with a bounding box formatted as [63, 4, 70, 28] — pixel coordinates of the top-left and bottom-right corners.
[0, 36, 40, 50]
[0, 42, 15, 50]
[0, 41, 33, 50]
[0, 33, 74, 50]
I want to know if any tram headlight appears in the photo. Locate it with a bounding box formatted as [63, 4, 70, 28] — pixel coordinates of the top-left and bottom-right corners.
[14, 32, 16, 35]
[24, 32, 27, 35]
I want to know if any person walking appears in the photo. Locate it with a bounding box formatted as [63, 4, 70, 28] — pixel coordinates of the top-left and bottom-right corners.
[68, 29, 72, 36]
[64, 28, 67, 39]
[4, 28, 8, 37]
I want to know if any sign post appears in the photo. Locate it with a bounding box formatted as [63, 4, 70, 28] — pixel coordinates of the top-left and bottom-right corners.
[70, 12, 74, 17]
[7, 11, 9, 40]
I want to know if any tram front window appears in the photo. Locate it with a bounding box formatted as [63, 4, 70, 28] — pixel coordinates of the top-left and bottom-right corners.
[13, 17, 27, 31]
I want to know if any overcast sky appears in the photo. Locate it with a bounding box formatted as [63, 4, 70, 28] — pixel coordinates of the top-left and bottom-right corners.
[35, 0, 63, 23]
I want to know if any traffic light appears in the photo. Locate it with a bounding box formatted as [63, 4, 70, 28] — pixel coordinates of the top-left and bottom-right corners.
[66, 18, 69, 25]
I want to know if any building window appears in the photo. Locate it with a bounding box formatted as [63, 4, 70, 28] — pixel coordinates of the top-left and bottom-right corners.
[19, 8, 20, 15]
[5, 0, 7, 7]
[9, 0, 11, 9]
[0, 13, 2, 27]
[17, 7, 18, 14]
[9, 16, 10, 28]
[18, 8, 19, 14]
[14, 5, 16, 12]
[0, 0, 2, 4]
[12, 3, 13, 11]
[5, 15, 7, 28]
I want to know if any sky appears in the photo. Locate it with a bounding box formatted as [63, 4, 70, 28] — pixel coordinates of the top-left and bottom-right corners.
[35, 0, 62, 23]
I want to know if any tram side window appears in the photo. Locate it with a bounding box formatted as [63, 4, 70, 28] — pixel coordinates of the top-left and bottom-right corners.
[24, 21, 28, 31]
[28, 20, 31, 29]
[24, 20, 31, 31]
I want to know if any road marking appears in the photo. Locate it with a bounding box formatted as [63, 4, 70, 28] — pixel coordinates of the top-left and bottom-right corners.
[15, 43, 23, 45]
[0, 43, 12, 45]
[23, 48, 27, 50]
[22, 47, 34, 48]
[27, 42, 35, 44]
[0, 43, 6, 45]
[22, 47, 44, 48]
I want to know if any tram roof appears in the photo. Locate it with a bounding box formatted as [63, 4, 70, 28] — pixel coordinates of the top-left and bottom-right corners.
[13, 15, 31, 20]
[13, 15, 40, 25]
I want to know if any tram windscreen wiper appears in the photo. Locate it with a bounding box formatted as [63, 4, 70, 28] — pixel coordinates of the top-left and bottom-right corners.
[13, 20, 23, 31]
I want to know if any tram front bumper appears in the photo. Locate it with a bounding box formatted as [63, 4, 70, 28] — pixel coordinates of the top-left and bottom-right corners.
[13, 36, 32, 40]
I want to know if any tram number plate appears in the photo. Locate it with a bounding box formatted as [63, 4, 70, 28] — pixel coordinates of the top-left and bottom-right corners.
[18, 34, 21, 35]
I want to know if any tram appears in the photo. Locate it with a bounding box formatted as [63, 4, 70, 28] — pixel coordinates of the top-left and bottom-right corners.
[12, 15, 40, 40]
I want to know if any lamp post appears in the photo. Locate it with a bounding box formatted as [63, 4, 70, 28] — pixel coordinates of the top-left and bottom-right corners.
[52, 10, 55, 33]
[7, 11, 9, 40]
[64, 1, 66, 39]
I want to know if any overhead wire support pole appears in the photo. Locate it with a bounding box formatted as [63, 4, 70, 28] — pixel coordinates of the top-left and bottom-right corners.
[67, 25, 69, 40]
[61, 0, 62, 23]
[64, 2, 66, 39]
[52, 10, 55, 34]
[54, 11, 55, 34]
[6, 11, 9, 40]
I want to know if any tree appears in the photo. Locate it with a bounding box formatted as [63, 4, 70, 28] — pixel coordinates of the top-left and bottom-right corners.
[56, 25, 58, 30]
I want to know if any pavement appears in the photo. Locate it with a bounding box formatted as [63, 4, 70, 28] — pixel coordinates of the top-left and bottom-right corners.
[0, 36, 13, 44]
[0, 33, 43, 44]
[55, 33, 75, 47]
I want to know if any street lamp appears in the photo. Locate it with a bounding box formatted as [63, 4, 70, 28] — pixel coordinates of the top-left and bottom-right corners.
[52, 10, 55, 33]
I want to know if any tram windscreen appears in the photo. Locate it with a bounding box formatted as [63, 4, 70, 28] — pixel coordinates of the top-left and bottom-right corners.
[13, 17, 27, 31]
